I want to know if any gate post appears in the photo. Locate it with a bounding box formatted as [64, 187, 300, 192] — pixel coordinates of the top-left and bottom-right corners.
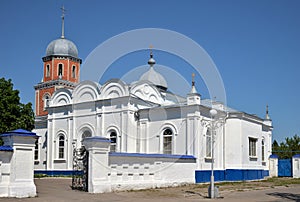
[82, 136, 111, 193]
[0, 129, 39, 198]
[269, 154, 278, 177]
[292, 154, 300, 178]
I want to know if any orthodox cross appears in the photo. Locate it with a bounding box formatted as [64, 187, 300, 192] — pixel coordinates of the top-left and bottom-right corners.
[61, 6, 66, 38]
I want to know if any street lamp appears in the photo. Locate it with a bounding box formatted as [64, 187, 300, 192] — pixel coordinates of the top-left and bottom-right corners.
[209, 108, 218, 199]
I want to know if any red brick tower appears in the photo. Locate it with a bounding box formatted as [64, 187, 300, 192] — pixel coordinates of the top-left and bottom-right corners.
[34, 7, 81, 117]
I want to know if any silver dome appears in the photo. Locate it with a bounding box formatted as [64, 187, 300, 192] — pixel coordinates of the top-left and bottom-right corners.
[46, 38, 78, 58]
[140, 66, 168, 90]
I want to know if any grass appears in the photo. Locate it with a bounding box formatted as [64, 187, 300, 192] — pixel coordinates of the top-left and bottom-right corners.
[127, 177, 300, 195]
[206, 177, 300, 192]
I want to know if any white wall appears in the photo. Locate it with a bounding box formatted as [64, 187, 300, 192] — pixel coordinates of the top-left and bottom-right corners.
[293, 156, 300, 178]
[225, 118, 242, 168]
[83, 136, 196, 193]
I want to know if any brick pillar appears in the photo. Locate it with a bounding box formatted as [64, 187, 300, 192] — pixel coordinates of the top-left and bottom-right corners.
[82, 136, 111, 193]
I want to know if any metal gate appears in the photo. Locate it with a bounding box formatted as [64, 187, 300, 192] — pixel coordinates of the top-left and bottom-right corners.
[72, 146, 89, 191]
[278, 159, 292, 177]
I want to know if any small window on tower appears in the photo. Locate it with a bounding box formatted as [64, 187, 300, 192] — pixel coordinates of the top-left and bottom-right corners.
[72, 65, 76, 78]
[43, 94, 50, 110]
[46, 64, 50, 77]
[58, 64, 63, 77]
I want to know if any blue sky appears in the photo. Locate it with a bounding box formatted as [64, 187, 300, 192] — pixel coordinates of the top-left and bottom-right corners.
[0, 0, 299, 142]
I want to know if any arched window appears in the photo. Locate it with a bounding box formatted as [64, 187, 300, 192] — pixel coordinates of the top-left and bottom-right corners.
[82, 130, 92, 139]
[43, 94, 50, 110]
[34, 139, 39, 161]
[46, 64, 50, 77]
[110, 131, 117, 152]
[58, 64, 63, 77]
[206, 128, 212, 158]
[163, 128, 173, 154]
[72, 65, 76, 78]
[58, 135, 65, 159]
[262, 139, 265, 162]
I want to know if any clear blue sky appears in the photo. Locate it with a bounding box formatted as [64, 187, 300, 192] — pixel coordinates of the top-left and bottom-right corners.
[0, 0, 299, 143]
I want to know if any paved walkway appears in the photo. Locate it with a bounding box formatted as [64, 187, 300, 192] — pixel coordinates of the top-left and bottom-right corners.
[0, 178, 299, 201]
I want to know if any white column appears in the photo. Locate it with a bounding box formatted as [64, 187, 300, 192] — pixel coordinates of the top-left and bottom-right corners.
[47, 119, 53, 170]
[96, 114, 102, 136]
[121, 111, 128, 152]
[67, 118, 73, 169]
[82, 136, 111, 193]
[139, 120, 148, 153]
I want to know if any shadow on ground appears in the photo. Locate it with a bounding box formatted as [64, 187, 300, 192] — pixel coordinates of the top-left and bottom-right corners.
[267, 192, 300, 201]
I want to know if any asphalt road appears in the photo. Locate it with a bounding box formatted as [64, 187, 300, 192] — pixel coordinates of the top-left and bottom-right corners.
[0, 178, 299, 201]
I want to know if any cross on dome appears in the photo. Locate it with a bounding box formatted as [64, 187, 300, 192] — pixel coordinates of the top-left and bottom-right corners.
[148, 45, 156, 66]
[61, 6, 66, 39]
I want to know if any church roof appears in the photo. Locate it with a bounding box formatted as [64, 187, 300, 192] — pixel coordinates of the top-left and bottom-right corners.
[139, 52, 168, 90]
[201, 99, 238, 113]
[46, 38, 78, 58]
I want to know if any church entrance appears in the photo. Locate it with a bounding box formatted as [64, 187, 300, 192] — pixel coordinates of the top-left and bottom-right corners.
[71, 146, 89, 191]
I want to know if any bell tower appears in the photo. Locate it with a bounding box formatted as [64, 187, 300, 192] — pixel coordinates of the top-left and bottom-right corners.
[34, 6, 82, 117]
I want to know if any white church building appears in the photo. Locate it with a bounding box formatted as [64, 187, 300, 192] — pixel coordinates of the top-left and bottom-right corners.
[33, 18, 273, 184]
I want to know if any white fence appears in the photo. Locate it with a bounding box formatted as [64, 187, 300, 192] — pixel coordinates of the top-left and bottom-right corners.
[82, 136, 197, 193]
[269, 154, 300, 178]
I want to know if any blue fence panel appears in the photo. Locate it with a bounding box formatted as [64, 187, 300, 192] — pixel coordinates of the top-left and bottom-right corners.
[195, 169, 267, 183]
[278, 159, 292, 177]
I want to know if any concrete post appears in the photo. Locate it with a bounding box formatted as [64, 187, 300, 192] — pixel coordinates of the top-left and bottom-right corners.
[0, 129, 39, 198]
[292, 154, 300, 178]
[82, 136, 111, 193]
[269, 154, 278, 177]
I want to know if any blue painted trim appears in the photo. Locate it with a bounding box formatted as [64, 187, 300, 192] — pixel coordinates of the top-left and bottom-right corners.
[263, 170, 269, 177]
[0, 145, 13, 151]
[293, 154, 300, 158]
[1, 128, 38, 138]
[110, 152, 196, 159]
[34, 170, 74, 176]
[195, 169, 269, 183]
[269, 154, 278, 159]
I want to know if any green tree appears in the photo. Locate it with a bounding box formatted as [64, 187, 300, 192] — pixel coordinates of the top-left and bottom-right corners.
[0, 78, 34, 136]
[272, 135, 300, 159]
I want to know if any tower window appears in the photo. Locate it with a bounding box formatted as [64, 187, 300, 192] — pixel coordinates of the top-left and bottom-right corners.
[46, 64, 50, 77]
[43, 94, 50, 110]
[72, 65, 76, 78]
[58, 64, 63, 77]
[163, 128, 173, 154]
